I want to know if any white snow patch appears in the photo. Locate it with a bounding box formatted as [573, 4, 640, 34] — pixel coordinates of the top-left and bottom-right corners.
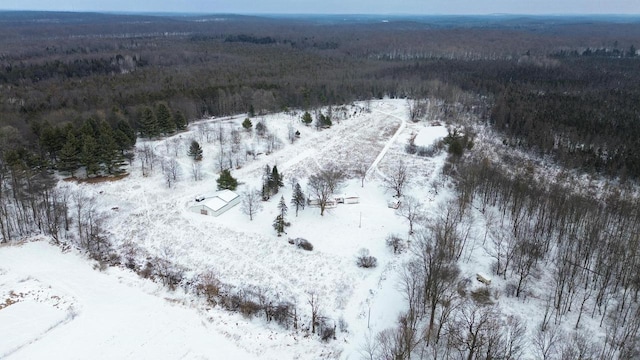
[413, 125, 448, 147]
[0, 242, 259, 360]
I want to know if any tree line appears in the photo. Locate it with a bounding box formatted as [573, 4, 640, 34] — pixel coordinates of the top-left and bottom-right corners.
[370, 143, 640, 359]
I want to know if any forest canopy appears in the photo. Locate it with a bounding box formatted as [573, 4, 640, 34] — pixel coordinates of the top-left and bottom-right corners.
[1, 12, 640, 179]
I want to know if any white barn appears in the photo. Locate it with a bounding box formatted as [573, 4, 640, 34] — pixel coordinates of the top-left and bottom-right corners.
[189, 190, 240, 217]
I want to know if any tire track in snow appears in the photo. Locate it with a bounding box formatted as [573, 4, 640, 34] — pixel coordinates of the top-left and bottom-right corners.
[366, 108, 407, 180]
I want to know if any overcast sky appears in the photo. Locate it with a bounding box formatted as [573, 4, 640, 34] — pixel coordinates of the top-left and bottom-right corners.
[2, 0, 639, 15]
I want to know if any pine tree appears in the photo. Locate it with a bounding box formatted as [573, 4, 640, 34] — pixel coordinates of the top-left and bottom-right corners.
[321, 114, 332, 127]
[115, 119, 136, 150]
[261, 182, 271, 202]
[81, 135, 100, 177]
[262, 164, 272, 200]
[301, 111, 312, 126]
[273, 196, 289, 236]
[242, 118, 253, 131]
[155, 102, 175, 135]
[114, 129, 132, 154]
[291, 183, 306, 216]
[278, 195, 288, 218]
[273, 215, 285, 236]
[139, 106, 158, 138]
[174, 111, 187, 131]
[98, 120, 124, 175]
[80, 117, 99, 138]
[216, 169, 238, 190]
[255, 121, 267, 137]
[270, 165, 284, 194]
[58, 131, 80, 177]
[39, 124, 65, 162]
[188, 140, 203, 161]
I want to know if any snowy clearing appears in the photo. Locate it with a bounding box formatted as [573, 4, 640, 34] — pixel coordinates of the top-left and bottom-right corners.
[1, 99, 448, 359]
[1, 98, 607, 359]
[0, 241, 260, 360]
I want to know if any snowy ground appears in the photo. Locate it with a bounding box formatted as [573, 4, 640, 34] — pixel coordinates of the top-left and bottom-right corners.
[0, 99, 455, 359]
[0, 241, 260, 360]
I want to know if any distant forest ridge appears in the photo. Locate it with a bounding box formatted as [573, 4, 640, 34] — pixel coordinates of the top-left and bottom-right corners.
[1, 12, 640, 180]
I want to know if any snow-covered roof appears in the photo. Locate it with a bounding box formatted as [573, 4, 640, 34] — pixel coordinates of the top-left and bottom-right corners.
[202, 197, 228, 212]
[196, 190, 239, 211]
[216, 189, 239, 203]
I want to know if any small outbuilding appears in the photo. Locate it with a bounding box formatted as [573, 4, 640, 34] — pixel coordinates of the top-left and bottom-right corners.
[335, 193, 360, 204]
[189, 190, 240, 217]
[307, 197, 337, 208]
[476, 273, 492, 286]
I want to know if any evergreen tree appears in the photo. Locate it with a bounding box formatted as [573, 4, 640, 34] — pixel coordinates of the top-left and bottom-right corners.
[255, 121, 267, 137]
[216, 169, 238, 190]
[155, 102, 175, 135]
[115, 119, 136, 150]
[301, 111, 313, 126]
[39, 124, 65, 162]
[278, 195, 288, 218]
[80, 117, 99, 138]
[174, 110, 187, 131]
[98, 120, 124, 175]
[261, 164, 272, 200]
[139, 106, 158, 138]
[113, 129, 133, 155]
[261, 182, 271, 201]
[188, 140, 203, 161]
[58, 131, 80, 177]
[291, 183, 306, 216]
[248, 104, 256, 117]
[270, 165, 284, 194]
[273, 196, 289, 236]
[273, 215, 285, 237]
[81, 135, 100, 177]
[321, 114, 332, 127]
[242, 118, 253, 131]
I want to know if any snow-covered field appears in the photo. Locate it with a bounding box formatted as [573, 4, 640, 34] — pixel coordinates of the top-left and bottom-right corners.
[0, 241, 260, 359]
[1, 99, 456, 359]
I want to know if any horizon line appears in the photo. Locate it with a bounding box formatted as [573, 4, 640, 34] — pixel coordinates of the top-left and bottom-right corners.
[1, 10, 640, 17]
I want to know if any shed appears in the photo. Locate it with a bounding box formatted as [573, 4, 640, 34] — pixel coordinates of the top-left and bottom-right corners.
[335, 193, 360, 204]
[189, 190, 240, 217]
[307, 197, 337, 208]
[476, 273, 492, 286]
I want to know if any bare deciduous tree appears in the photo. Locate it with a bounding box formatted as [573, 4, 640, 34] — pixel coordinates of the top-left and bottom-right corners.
[533, 323, 563, 360]
[162, 158, 180, 188]
[397, 195, 424, 235]
[407, 98, 428, 122]
[384, 160, 409, 198]
[412, 225, 460, 341]
[137, 143, 156, 176]
[307, 167, 345, 216]
[307, 290, 321, 334]
[241, 188, 263, 221]
[354, 155, 369, 188]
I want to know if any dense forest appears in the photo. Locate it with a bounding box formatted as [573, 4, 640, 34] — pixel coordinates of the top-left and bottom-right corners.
[1, 13, 640, 180]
